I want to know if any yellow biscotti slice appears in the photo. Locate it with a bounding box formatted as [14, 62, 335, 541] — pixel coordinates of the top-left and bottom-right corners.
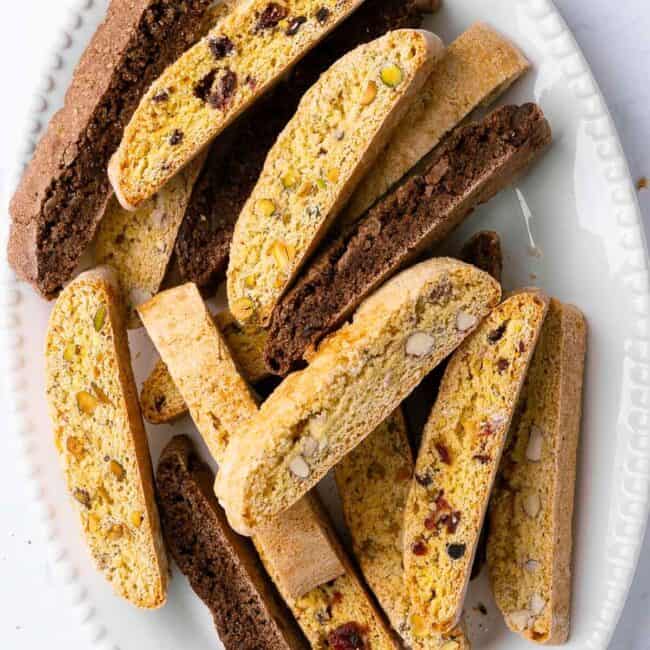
[256, 492, 399, 649]
[109, 0, 375, 209]
[335, 409, 469, 649]
[342, 22, 529, 223]
[403, 289, 549, 633]
[139, 309, 269, 424]
[45, 267, 168, 607]
[487, 300, 586, 644]
[227, 29, 442, 325]
[216, 258, 501, 534]
[95, 155, 206, 328]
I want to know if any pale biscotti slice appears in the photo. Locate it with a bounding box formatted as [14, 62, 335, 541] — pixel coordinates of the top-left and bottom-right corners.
[95, 155, 206, 328]
[342, 22, 530, 223]
[109, 0, 372, 210]
[139, 309, 269, 424]
[256, 492, 399, 649]
[487, 300, 587, 644]
[403, 289, 549, 632]
[227, 29, 442, 325]
[138, 283, 258, 462]
[216, 258, 502, 535]
[45, 267, 168, 607]
[335, 410, 469, 650]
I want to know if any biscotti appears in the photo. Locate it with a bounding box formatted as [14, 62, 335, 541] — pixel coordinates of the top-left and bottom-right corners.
[176, 0, 422, 289]
[487, 300, 586, 643]
[265, 104, 551, 375]
[45, 267, 167, 607]
[156, 435, 307, 649]
[109, 0, 374, 210]
[227, 29, 442, 325]
[95, 155, 206, 327]
[335, 409, 469, 649]
[460, 231, 503, 283]
[9, 0, 214, 298]
[403, 289, 549, 632]
[255, 492, 400, 649]
[216, 258, 501, 534]
[342, 21, 530, 223]
[139, 283, 258, 462]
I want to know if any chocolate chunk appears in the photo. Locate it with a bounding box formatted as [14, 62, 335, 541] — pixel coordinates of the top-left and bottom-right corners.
[169, 129, 184, 146]
[208, 35, 234, 59]
[286, 15, 307, 35]
[315, 6, 331, 23]
[447, 543, 466, 559]
[256, 2, 289, 30]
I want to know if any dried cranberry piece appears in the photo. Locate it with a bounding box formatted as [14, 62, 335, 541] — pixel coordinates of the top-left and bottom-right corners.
[168, 129, 184, 146]
[412, 540, 428, 556]
[256, 2, 289, 30]
[497, 358, 509, 373]
[328, 622, 366, 649]
[285, 15, 307, 35]
[208, 35, 234, 59]
[415, 472, 432, 487]
[487, 323, 506, 343]
[195, 69, 238, 110]
[435, 442, 451, 464]
[473, 454, 491, 464]
[152, 89, 169, 103]
[315, 6, 330, 23]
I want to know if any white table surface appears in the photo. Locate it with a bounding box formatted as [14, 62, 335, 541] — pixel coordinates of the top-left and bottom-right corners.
[0, 1, 648, 648]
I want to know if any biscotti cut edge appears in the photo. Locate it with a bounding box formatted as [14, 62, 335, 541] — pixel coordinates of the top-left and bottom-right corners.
[216, 257, 502, 535]
[403, 288, 550, 632]
[45, 266, 168, 607]
[487, 299, 587, 644]
[109, 0, 375, 210]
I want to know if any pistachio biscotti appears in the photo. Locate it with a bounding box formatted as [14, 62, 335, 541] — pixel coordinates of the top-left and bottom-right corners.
[109, 0, 375, 210]
[403, 289, 550, 632]
[227, 29, 442, 325]
[335, 410, 469, 650]
[487, 300, 587, 644]
[45, 267, 168, 607]
[216, 258, 501, 534]
[342, 21, 530, 223]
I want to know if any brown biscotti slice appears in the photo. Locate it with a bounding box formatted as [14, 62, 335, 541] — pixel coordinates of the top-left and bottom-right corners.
[139, 308, 269, 424]
[9, 0, 214, 298]
[109, 0, 374, 210]
[403, 289, 549, 632]
[255, 492, 399, 649]
[215, 258, 501, 534]
[335, 409, 469, 650]
[487, 300, 587, 644]
[45, 267, 168, 607]
[342, 22, 530, 223]
[176, 0, 423, 290]
[265, 104, 550, 375]
[138, 283, 258, 462]
[156, 435, 308, 649]
[460, 231, 503, 284]
[95, 154, 206, 327]
[227, 29, 442, 325]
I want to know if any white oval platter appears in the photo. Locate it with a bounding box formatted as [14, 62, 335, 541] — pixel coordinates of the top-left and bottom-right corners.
[2, 0, 649, 649]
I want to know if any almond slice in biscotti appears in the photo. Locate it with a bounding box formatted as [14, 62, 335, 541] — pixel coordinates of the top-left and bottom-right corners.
[227, 29, 442, 326]
[403, 289, 550, 633]
[264, 104, 551, 376]
[342, 21, 530, 223]
[45, 267, 168, 607]
[215, 258, 501, 535]
[109, 0, 379, 210]
[335, 409, 469, 650]
[487, 299, 587, 644]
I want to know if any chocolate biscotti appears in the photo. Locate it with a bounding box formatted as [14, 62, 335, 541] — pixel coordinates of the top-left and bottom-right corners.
[265, 104, 551, 375]
[9, 0, 214, 298]
[487, 300, 587, 643]
[460, 231, 503, 284]
[45, 268, 168, 607]
[216, 258, 501, 535]
[227, 30, 441, 326]
[176, 0, 423, 290]
[403, 290, 549, 632]
[157, 435, 307, 649]
[110, 0, 373, 209]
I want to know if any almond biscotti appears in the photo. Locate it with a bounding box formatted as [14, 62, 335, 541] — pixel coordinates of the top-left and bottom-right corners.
[342, 22, 530, 223]
[45, 267, 168, 607]
[95, 155, 206, 327]
[487, 300, 587, 644]
[335, 410, 469, 649]
[216, 258, 501, 535]
[109, 0, 375, 210]
[265, 104, 550, 375]
[403, 289, 549, 632]
[227, 29, 442, 325]
[9, 0, 215, 298]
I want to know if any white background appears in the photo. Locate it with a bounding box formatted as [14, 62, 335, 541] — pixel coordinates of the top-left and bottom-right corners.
[0, 1, 648, 648]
